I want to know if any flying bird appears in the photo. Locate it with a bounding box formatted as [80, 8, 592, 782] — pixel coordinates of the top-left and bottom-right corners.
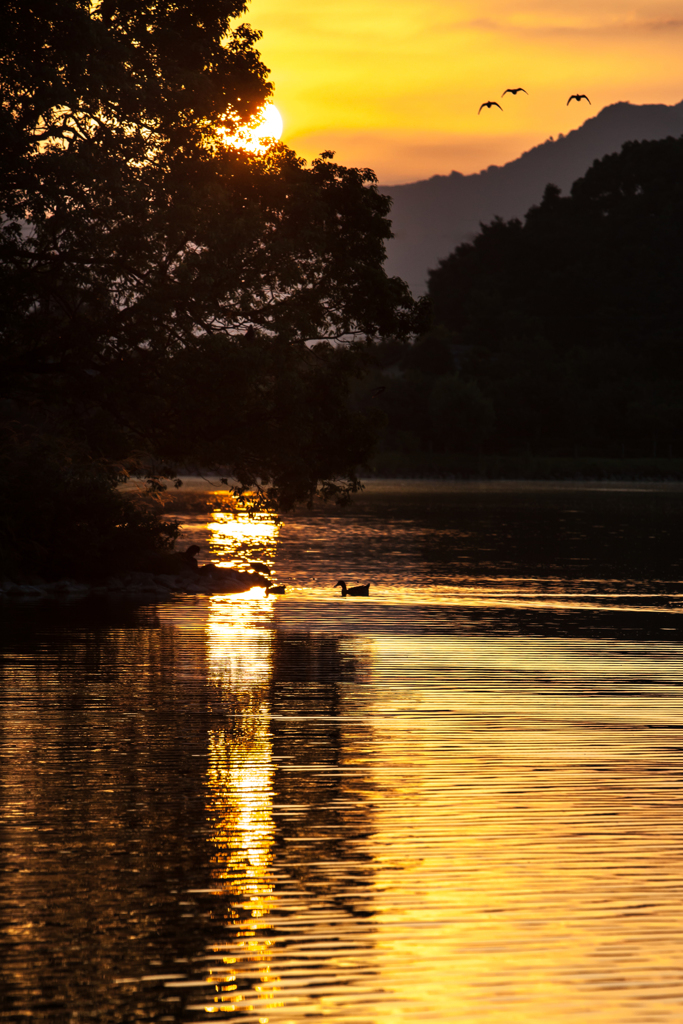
[501, 88, 527, 97]
[478, 101, 503, 114]
[567, 94, 591, 105]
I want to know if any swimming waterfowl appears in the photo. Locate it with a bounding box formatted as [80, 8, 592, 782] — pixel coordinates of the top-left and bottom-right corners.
[266, 584, 285, 595]
[334, 580, 370, 597]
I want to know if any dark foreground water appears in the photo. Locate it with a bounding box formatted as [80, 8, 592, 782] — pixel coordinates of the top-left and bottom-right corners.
[3, 481, 683, 1023]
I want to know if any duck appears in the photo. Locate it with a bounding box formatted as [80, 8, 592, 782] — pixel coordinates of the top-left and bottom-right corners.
[266, 584, 286, 595]
[334, 580, 370, 597]
[478, 100, 503, 114]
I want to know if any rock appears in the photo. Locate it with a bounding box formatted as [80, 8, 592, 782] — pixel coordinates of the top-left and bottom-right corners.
[0, 563, 254, 602]
[122, 571, 156, 586]
[47, 580, 90, 595]
[153, 574, 179, 588]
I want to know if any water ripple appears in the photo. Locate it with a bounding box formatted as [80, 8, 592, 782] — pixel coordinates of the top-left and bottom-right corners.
[2, 483, 683, 1022]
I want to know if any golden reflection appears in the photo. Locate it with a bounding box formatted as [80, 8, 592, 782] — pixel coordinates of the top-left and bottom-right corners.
[207, 504, 280, 574]
[206, 724, 274, 878]
[158, 500, 285, 1016]
[197, 578, 281, 1016]
[205, 594, 273, 686]
[350, 647, 683, 1023]
[199, 722, 281, 1016]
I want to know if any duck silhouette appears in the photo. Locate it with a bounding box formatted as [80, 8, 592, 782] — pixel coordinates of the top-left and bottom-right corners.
[567, 94, 591, 105]
[478, 100, 503, 114]
[266, 584, 285, 595]
[335, 580, 370, 597]
[501, 87, 527, 97]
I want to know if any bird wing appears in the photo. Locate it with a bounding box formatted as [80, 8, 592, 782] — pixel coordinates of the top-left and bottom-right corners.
[567, 95, 575, 104]
[493, 102, 503, 110]
[478, 103, 487, 113]
[581, 95, 591, 103]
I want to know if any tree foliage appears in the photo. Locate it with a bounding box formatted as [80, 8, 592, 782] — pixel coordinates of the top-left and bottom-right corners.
[0, 0, 416, 574]
[425, 135, 683, 458]
[350, 330, 493, 458]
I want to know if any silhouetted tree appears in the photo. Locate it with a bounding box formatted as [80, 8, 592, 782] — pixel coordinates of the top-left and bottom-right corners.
[0, 0, 415, 574]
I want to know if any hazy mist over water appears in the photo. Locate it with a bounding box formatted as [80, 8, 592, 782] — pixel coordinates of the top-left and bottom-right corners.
[2, 482, 683, 1023]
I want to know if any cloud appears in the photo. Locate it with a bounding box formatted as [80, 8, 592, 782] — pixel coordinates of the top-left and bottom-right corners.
[444, 16, 683, 36]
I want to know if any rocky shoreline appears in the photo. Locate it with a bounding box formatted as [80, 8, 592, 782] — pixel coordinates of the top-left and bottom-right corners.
[0, 567, 272, 602]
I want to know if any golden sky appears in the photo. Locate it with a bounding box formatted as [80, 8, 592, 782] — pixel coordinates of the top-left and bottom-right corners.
[247, 0, 683, 184]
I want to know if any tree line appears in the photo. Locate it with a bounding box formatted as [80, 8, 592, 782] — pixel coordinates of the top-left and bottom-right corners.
[366, 134, 683, 467]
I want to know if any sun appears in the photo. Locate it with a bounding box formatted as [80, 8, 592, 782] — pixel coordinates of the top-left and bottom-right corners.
[251, 104, 283, 148]
[221, 103, 284, 153]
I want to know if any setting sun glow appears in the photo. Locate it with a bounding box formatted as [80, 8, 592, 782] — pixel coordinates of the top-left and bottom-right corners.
[222, 102, 283, 153]
[249, 0, 683, 183]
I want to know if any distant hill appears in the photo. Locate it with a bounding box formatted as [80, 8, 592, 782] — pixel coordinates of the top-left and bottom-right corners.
[382, 99, 683, 296]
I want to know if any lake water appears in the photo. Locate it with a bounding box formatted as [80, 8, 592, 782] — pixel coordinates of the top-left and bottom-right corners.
[2, 481, 683, 1023]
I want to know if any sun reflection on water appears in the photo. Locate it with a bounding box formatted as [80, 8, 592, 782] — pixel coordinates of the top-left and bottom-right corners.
[198, 565, 281, 1016]
[207, 506, 280, 573]
[205, 594, 272, 685]
[206, 726, 274, 894]
[156, 501, 288, 1016]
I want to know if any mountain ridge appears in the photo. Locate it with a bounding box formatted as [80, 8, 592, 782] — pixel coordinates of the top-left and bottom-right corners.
[381, 99, 683, 296]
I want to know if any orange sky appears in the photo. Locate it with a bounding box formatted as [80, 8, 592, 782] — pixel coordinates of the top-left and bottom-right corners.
[246, 0, 683, 184]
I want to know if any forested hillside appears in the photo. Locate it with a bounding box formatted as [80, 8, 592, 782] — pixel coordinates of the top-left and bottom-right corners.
[366, 135, 683, 473]
[382, 100, 683, 295]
